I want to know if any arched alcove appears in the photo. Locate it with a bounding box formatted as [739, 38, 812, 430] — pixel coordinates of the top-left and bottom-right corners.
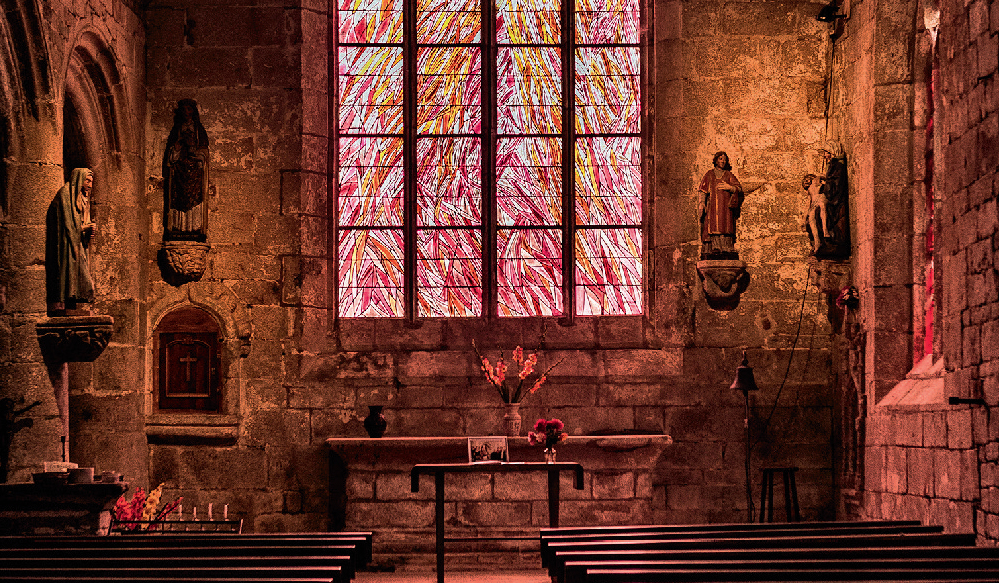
[154, 306, 223, 413]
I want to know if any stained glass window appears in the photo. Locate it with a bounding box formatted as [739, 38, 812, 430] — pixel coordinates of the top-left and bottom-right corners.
[335, 0, 642, 318]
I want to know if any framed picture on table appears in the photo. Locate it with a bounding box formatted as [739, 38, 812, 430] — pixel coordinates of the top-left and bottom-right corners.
[467, 436, 509, 463]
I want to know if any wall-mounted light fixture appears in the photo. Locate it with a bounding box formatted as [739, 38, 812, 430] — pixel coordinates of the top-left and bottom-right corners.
[816, 1, 847, 22]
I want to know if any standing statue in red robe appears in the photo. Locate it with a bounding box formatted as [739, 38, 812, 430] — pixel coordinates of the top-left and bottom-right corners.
[697, 151, 744, 259]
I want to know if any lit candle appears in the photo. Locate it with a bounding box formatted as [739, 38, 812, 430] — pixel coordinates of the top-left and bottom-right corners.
[223, 504, 228, 519]
[192, 506, 197, 521]
[208, 503, 213, 520]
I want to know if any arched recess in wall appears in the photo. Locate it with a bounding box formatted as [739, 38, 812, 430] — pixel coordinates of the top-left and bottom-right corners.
[144, 283, 251, 445]
[63, 30, 133, 210]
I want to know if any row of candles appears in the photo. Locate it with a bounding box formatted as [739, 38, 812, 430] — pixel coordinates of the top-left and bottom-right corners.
[173, 503, 229, 521]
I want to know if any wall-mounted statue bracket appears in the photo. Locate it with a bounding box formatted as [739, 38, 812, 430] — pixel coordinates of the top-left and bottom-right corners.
[696, 259, 750, 311]
[36, 315, 114, 363]
[35, 315, 113, 463]
[160, 241, 210, 283]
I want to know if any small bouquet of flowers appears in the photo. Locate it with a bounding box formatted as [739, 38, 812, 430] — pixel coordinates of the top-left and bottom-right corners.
[472, 341, 563, 404]
[112, 483, 182, 532]
[528, 418, 568, 462]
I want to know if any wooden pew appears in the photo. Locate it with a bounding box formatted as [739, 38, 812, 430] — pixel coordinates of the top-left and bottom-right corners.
[582, 566, 999, 582]
[0, 555, 358, 579]
[0, 579, 337, 583]
[558, 544, 999, 582]
[0, 531, 374, 583]
[564, 555, 999, 583]
[0, 566, 345, 582]
[540, 523, 943, 565]
[0, 532, 374, 566]
[545, 532, 978, 582]
[541, 519, 922, 537]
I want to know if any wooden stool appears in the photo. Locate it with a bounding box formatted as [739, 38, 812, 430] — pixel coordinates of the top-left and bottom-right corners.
[759, 467, 800, 522]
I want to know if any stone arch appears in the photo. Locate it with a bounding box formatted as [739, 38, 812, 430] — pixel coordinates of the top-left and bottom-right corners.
[63, 29, 132, 203]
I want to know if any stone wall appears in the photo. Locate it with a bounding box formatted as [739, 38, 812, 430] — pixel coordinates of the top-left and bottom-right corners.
[935, 0, 999, 544]
[826, 0, 999, 543]
[0, 0, 842, 538]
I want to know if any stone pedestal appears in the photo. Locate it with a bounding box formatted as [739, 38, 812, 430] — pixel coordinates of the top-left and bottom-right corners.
[0, 482, 127, 536]
[696, 259, 750, 310]
[35, 316, 114, 462]
[160, 240, 210, 282]
[326, 435, 671, 564]
[36, 316, 114, 363]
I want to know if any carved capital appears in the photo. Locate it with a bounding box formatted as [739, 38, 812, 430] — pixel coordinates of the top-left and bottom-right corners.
[161, 241, 210, 283]
[696, 259, 750, 310]
[36, 315, 115, 363]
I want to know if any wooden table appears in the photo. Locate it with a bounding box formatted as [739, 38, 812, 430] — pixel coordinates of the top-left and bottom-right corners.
[411, 462, 584, 583]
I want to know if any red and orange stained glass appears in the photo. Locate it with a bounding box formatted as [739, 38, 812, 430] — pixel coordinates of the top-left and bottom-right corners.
[338, 229, 405, 317]
[575, 0, 638, 43]
[575, 137, 639, 225]
[497, 137, 561, 225]
[498, 229, 563, 316]
[418, 137, 482, 227]
[419, 0, 481, 42]
[575, 228, 642, 315]
[496, 0, 560, 44]
[337, 0, 641, 318]
[418, 47, 482, 134]
[339, 0, 404, 43]
[339, 47, 404, 134]
[497, 47, 562, 134]
[418, 229, 483, 316]
[339, 137, 404, 227]
[575, 47, 640, 134]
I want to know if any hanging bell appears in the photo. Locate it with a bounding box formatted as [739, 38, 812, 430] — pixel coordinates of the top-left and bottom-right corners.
[730, 350, 759, 393]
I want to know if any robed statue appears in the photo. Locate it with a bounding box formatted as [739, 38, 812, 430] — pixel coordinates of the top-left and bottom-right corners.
[46, 168, 96, 314]
[697, 151, 744, 259]
[163, 99, 209, 241]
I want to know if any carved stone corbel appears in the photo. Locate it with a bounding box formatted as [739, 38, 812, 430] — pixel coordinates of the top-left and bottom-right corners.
[160, 240, 210, 283]
[696, 259, 750, 310]
[36, 315, 115, 363]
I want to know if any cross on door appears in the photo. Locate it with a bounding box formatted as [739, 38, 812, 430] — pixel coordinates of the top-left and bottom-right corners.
[179, 353, 198, 385]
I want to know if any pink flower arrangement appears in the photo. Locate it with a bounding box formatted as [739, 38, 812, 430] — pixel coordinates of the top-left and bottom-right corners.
[112, 483, 182, 531]
[472, 341, 563, 404]
[528, 418, 568, 448]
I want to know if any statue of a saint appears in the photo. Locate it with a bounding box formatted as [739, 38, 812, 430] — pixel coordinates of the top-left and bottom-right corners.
[45, 168, 96, 314]
[163, 99, 209, 241]
[697, 151, 744, 259]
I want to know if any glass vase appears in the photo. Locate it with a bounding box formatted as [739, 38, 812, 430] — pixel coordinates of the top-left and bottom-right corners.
[544, 447, 557, 463]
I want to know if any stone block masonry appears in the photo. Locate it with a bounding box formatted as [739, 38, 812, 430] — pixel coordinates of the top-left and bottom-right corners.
[327, 436, 670, 559]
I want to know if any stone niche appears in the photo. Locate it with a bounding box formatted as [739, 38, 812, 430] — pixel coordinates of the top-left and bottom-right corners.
[327, 435, 671, 563]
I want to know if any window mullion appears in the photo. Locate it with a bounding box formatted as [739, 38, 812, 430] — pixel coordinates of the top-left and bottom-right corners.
[403, 0, 418, 322]
[483, 0, 497, 319]
[561, 0, 576, 321]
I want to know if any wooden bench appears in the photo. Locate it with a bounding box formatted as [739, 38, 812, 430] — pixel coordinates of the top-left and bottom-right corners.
[0, 555, 359, 579]
[545, 532, 978, 582]
[564, 555, 999, 583]
[0, 566, 346, 582]
[581, 566, 999, 582]
[540, 519, 922, 537]
[0, 531, 374, 583]
[0, 532, 373, 565]
[540, 523, 943, 565]
[558, 544, 999, 582]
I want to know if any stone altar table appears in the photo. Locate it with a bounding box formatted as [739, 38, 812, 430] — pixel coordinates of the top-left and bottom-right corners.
[326, 435, 671, 563]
